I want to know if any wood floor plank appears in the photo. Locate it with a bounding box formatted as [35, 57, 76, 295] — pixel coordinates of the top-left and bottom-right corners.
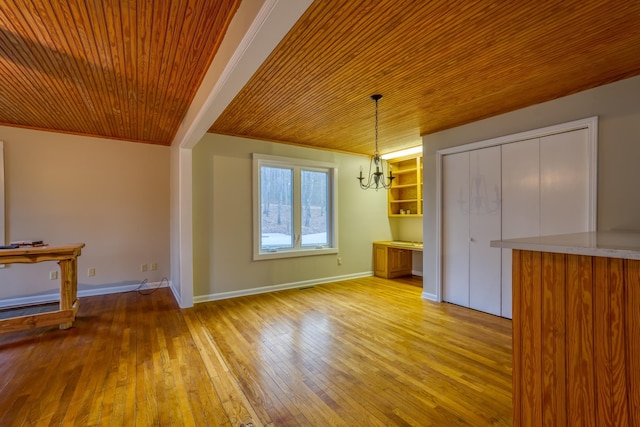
[182, 308, 256, 426]
[0, 276, 512, 426]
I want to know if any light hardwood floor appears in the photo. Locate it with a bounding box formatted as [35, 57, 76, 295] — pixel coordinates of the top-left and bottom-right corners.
[0, 276, 512, 426]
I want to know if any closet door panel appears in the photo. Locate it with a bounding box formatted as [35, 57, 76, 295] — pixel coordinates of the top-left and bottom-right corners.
[469, 146, 502, 316]
[501, 139, 540, 319]
[540, 129, 590, 235]
[502, 139, 541, 239]
[442, 152, 470, 307]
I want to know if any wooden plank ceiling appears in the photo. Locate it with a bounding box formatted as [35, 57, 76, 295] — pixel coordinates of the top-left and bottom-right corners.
[1, 1, 640, 152]
[210, 0, 640, 155]
[0, 0, 240, 145]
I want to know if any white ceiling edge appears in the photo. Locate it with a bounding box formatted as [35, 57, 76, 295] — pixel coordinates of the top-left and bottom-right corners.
[173, 0, 313, 149]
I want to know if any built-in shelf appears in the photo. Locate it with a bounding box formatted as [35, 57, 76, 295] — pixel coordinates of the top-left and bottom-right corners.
[390, 199, 419, 203]
[387, 155, 423, 216]
[392, 167, 417, 175]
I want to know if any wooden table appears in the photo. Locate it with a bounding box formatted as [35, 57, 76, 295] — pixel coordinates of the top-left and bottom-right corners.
[0, 243, 85, 334]
[492, 232, 640, 427]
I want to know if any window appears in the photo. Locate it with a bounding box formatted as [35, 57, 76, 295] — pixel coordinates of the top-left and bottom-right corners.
[253, 153, 338, 260]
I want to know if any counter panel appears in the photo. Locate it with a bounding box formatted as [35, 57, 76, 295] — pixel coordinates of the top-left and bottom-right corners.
[512, 249, 639, 426]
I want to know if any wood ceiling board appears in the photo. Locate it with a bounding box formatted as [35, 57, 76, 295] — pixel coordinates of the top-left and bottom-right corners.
[0, 0, 241, 145]
[209, 0, 640, 155]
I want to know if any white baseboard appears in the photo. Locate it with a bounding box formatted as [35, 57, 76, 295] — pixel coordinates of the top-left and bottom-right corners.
[0, 280, 168, 309]
[410, 273, 438, 302]
[168, 280, 184, 307]
[194, 271, 373, 304]
[422, 291, 438, 301]
[80, 281, 169, 297]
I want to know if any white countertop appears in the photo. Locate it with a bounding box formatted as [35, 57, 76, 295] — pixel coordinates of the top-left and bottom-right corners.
[490, 231, 640, 260]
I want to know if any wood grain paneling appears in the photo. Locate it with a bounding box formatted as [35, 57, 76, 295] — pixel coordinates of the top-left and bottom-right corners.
[594, 257, 629, 426]
[542, 252, 566, 427]
[0, 0, 240, 145]
[626, 260, 640, 427]
[566, 254, 596, 426]
[513, 250, 640, 426]
[1, 1, 640, 151]
[210, 0, 640, 155]
[520, 249, 542, 426]
[513, 249, 523, 425]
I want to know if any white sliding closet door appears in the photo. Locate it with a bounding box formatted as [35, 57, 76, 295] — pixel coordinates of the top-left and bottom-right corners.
[540, 129, 590, 235]
[500, 129, 591, 319]
[501, 139, 540, 319]
[443, 147, 501, 315]
[439, 118, 596, 319]
[468, 146, 502, 316]
[442, 152, 470, 308]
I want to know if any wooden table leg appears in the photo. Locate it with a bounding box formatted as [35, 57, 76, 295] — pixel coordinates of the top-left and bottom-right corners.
[58, 258, 78, 329]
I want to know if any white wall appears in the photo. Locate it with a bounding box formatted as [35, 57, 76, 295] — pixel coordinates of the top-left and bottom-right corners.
[389, 216, 422, 242]
[0, 126, 170, 302]
[422, 75, 640, 298]
[192, 134, 392, 299]
[0, 141, 4, 248]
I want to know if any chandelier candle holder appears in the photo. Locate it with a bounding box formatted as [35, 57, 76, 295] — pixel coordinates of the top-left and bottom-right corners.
[358, 94, 395, 190]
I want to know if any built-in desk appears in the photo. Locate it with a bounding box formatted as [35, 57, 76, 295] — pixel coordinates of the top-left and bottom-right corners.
[373, 241, 423, 279]
[492, 232, 640, 426]
[0, 243, 85, 334]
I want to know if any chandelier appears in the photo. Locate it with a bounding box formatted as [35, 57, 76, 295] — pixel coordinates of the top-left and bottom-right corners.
[357, 94, 394, 190]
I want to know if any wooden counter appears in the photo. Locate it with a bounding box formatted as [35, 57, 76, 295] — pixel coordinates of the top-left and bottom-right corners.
[0, 243, 85, 334]
[491, 232, 639, 426]
[373, 241, 422, 279]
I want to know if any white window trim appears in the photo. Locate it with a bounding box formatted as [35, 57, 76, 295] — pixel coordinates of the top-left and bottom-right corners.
[252, 153, 339, 260]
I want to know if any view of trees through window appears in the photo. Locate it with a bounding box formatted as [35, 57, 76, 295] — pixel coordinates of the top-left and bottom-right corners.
[301, 170, 328, 246]
[260, 166, 329, 250]
[260, 166, 293, 248]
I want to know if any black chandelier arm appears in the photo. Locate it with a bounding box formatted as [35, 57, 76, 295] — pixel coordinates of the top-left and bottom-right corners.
[357, 154, 395, 190]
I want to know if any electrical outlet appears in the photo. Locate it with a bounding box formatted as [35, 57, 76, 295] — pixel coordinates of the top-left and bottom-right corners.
[150, 262, 157, 271]
[140, 264, 148, 272]
[88, 267, 96, 277]
[337, 257, 342, 265]
[50, 271, 58, 280]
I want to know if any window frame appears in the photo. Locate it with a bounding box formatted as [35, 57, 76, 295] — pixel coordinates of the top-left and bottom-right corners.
[252, 153, 338, 260]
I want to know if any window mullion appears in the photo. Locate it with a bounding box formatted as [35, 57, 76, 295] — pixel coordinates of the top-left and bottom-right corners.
[293, 166, 302, 249]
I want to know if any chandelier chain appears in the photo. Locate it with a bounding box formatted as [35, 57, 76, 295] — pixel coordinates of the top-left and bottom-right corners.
[357, 94, 395, 190]
[375, 98, 379, 155]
